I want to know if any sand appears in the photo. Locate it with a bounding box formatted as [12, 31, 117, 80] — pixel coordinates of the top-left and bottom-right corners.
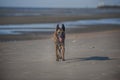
[1, 13, 120, 25]
[0, 26, 120, 80]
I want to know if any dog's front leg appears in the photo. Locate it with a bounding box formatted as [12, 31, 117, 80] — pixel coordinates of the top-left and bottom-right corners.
[55, 45, 59, 61]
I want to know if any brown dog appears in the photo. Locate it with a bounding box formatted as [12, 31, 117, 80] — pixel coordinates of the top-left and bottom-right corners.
[53, 24, 65, 61]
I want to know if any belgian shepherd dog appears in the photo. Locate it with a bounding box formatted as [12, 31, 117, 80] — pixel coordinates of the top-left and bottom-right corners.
[53, 24, 65, 61]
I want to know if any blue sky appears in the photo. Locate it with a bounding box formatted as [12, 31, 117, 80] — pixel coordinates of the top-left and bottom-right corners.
[0, 0, 120, 8]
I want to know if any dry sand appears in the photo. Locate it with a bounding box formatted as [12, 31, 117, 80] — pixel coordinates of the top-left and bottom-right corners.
[0, 27, 120, 80]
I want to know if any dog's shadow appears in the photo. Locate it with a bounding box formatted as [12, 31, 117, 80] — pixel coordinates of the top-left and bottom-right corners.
[65, 56, 112, 63]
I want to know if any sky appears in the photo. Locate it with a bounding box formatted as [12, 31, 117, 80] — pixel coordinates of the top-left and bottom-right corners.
[0, 0, 120, 8]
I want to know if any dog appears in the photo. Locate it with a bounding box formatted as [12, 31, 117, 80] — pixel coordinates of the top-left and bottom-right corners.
[53, 24, 65, 61]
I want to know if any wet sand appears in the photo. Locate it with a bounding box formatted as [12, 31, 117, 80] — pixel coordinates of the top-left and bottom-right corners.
[0, 25, 120, 80]
[1, 13, 120, 25]
[0, 24, 120, 41]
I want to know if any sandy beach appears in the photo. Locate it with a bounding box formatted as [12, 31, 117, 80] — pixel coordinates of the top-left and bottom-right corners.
[0, 7, 120, 80]
[0, 25, 120, 80]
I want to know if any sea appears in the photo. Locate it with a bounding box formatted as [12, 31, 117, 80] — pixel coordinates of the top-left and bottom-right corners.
[0, 7, 120, 35]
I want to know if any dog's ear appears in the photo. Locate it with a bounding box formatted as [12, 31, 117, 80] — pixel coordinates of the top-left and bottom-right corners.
[56, 24, 60, 31]
[62, 24, 65, 32]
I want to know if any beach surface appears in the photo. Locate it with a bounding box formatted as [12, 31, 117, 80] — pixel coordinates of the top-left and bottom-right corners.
[0, 26, 120, 80]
